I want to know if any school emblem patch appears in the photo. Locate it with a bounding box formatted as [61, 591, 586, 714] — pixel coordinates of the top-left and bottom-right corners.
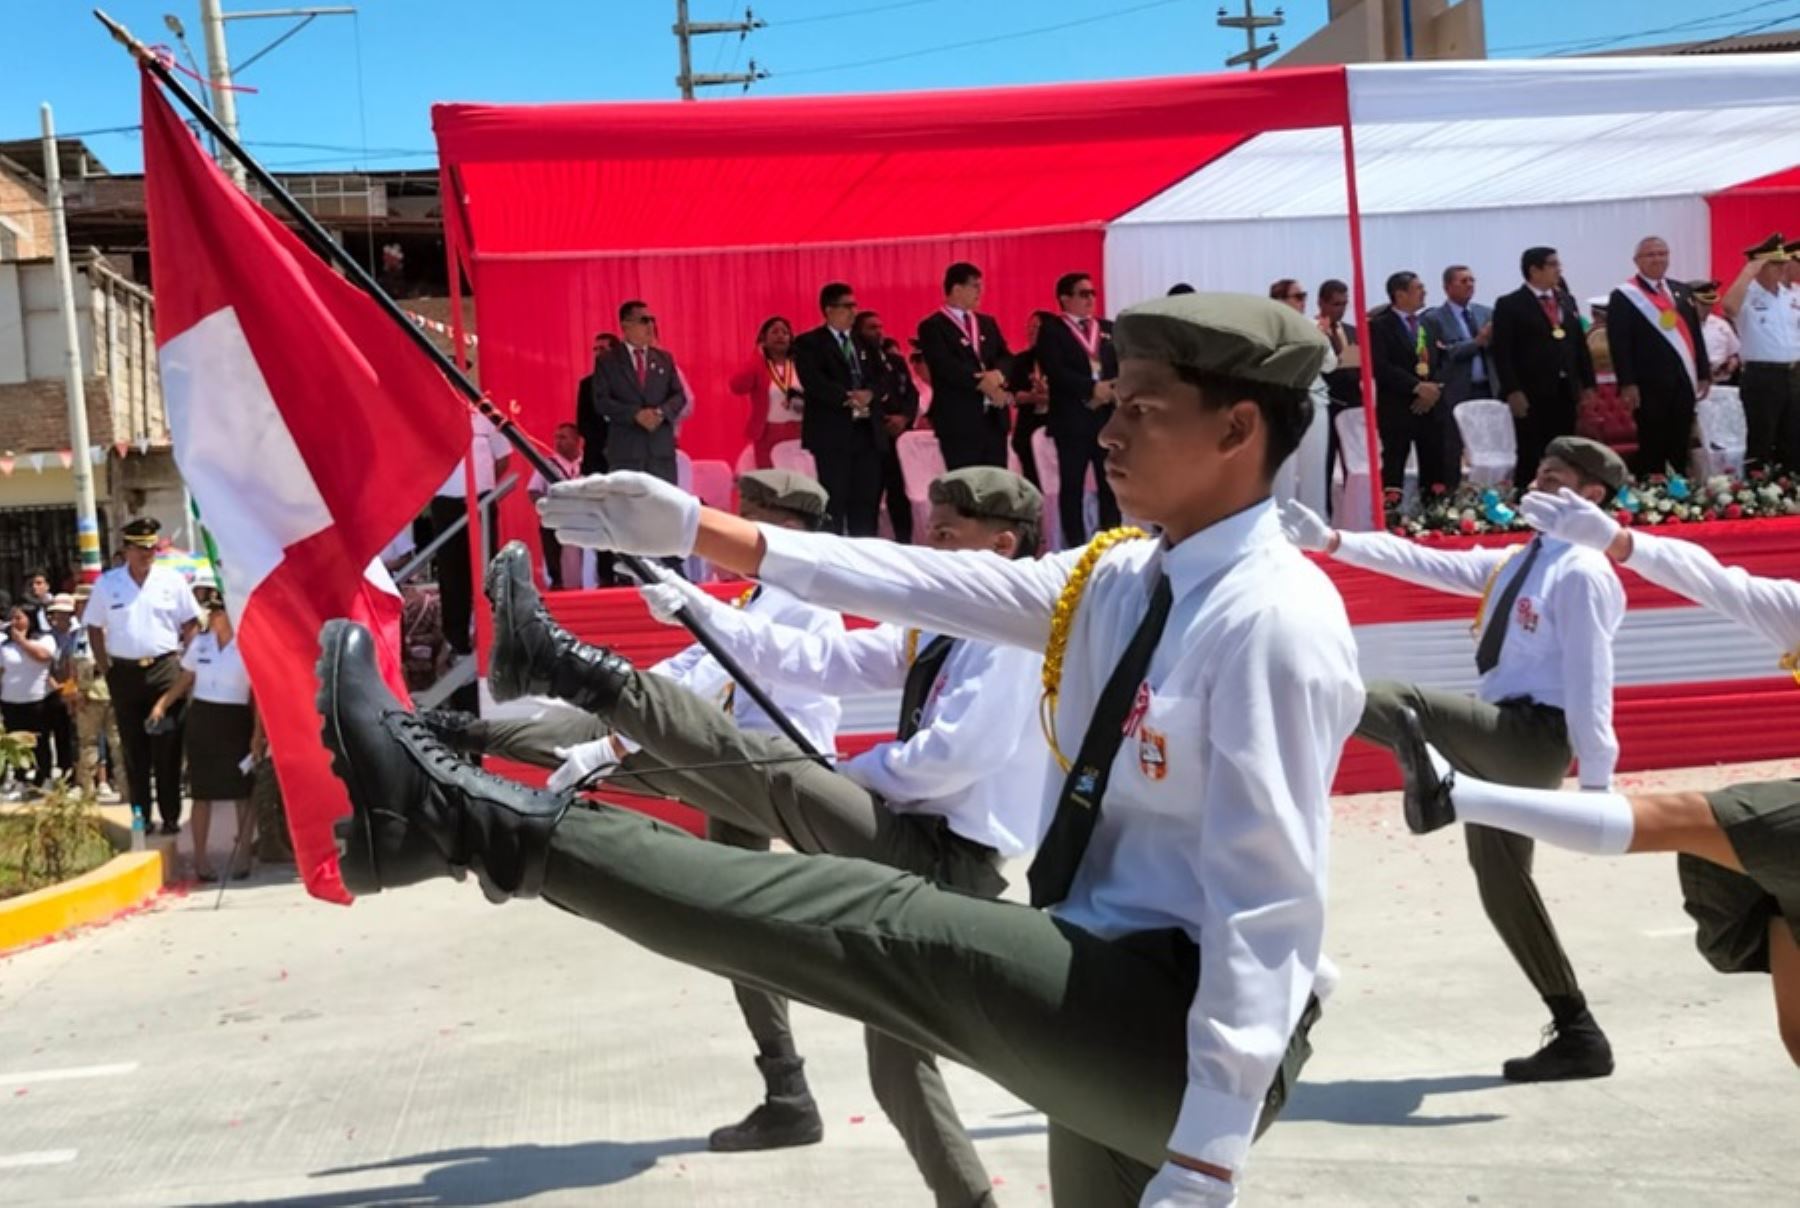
[1138, 727, 1168, 781]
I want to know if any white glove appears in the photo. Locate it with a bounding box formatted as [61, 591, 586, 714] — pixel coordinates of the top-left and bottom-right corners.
[1518, 487, 1620, 552]
[1277, 498, 1334, 552]
[637, 568, 717, 627]
[546, 737, 620, 794]
[1141, 1163, 1237, 1208]
[537, 471, 701, 558]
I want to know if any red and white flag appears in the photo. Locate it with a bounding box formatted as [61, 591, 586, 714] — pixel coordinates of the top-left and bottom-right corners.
[142, 73, 469, 902]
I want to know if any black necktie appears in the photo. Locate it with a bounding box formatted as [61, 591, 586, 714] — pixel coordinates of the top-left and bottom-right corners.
[1475, 538, 1542, 676]
[1028, 574, 1174, 908]
[897, 635, 956, 741]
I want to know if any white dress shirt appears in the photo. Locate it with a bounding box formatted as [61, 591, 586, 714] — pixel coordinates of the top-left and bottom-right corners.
[1736, 280, 1800, 364]
[83, 564, 204, 659]
[759, 500, 1362, 1171]
[628, 584, 842, 757]
[436, 412, 512, 499]
[670, 596, 1047, 857]
[181, 631, 253, 706]
[1, 636, 54, 703]
[1624, 530, 1800, 655]
[1702, 313, 1742, 371]
[1333, 531, 1624, 787]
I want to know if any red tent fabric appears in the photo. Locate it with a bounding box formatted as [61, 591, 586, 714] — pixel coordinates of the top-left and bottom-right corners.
[1708, 164, 1800, 284]
[433, 69, 1349, 468]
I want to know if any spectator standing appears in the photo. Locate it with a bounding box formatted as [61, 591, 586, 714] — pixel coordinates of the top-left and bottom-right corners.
[1607, 236, 1712, 477]
[1035, 272, 1120, 545]
[574, 332, 618, 476]
[68, 587, 117, 798]
[915, 262, 1013, 469]
[152, 587, 258, 881]
[1493, 247, 1597, 488]
[1722, 237, 1799, 469]
[1691, 281, 1740, 387]
[1317, 279, 1363, 515]
[853, 311, 921, 544]
[1, 604, 56, 787]
[44, 595, 80, 782]
[527, 423, 586, 589]
[428, 412, 512, 658]
[1006, 310, 1054, 491]
[1425, 264, 1495, 491]
[735, 316, 804, 469]
[20, 570, 52, 633]
[594, 300, 689, 484]
[1585, 299, 1613, 378]
[795, 283, 884, 536]
[1270, 278, 1307, 312]
[82, 518, 202, 833]
[1370, 270, 1448, 496]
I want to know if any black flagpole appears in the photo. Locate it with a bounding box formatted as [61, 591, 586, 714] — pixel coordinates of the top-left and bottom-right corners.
[96, 8, 825, 763]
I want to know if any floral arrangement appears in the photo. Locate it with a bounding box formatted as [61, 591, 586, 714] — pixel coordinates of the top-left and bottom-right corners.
[1385, 468, 1800, 539]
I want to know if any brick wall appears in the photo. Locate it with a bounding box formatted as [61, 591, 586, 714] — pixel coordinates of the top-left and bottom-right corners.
[0, 168, 50, 260]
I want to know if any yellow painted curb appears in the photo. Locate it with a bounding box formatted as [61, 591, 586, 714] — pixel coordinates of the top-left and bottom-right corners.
[0, 851, 165, 954]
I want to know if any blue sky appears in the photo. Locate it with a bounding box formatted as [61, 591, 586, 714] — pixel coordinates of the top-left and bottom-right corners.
[7, 0, 1797, 172]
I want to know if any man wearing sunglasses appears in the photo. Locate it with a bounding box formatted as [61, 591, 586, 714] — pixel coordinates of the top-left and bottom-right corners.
[594, 300, 689, 486]
[1036, 271, 1121, 546]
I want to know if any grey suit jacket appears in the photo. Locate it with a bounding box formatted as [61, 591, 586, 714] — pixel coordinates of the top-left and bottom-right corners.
[593, 343, 689, 477]
[1423, 301, 1495, 406]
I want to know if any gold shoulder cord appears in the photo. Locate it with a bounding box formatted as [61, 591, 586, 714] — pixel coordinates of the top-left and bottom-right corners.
[1469, 543, 1527, 637]
[904, 627, 922, 666]
[1040, 526, 1150, 773]
[1779, 650, 1800, 686]
[733, 585, 757, 609]
[719, 586, 762, 710]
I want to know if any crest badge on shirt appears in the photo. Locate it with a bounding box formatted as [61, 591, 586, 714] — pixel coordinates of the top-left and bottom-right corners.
[1515, 596, 1541, 634]
[1138, 728, 1168, 781]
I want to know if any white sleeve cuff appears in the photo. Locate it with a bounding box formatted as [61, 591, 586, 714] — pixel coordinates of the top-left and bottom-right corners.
[758, 526, 823, 597]
[1168, 1083, 1262, 1172]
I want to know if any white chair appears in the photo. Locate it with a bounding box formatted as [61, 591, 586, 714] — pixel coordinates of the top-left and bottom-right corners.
[895, 431, 947, 541]
[1454, 399, 1517, 489]
[1694, 386, 1747, 479]
[769, 440, 818, 480]
[1029, 429, 1065, 550]
[1333, 409, 1418, 529]
[675, 449, 693, 493]
[689, 458, 736, 512]
[734, 444, 758, 476]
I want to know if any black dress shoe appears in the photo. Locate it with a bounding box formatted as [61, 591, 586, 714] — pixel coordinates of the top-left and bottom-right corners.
[1502, 1011, 1615, 1083]
[416, 708, 486, 757]
[315, 619, 569, 901]
[707, 1056, 824, 1153]
[1394, 707, 1457, 835]
[483, 542, 632, 712]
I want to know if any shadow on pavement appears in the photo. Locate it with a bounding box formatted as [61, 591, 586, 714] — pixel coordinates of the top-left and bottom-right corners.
[186, 1136, 710, 1206]
[1282, 1074, 1510, 1127]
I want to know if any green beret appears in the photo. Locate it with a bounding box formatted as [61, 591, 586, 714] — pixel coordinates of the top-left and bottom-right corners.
[738, 469, 829, 519]
[1544, 436, 1628, 492]
[929, 466, 1042, 525]
[1114, 292, 1329, 390]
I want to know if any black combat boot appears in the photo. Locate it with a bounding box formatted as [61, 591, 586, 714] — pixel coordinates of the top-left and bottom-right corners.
[484, 542, 633, 712]
[1502, 994, 1615, 1082]
[315, 619, 566, 901]
[707, 1055, 825, 1153]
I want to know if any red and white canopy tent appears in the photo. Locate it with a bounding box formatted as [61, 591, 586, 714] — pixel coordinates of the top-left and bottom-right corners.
[433, 56, 1800, 791]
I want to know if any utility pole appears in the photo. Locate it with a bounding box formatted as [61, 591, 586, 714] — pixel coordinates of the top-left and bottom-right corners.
[673, 2, 768, 99]
[193, 3, 356, 184]
[41, 104, 104, 586]
[1217, 1, 1283, 70]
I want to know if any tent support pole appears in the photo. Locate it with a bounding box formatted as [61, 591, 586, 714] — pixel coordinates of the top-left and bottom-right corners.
[1340, 117, 1384, 531]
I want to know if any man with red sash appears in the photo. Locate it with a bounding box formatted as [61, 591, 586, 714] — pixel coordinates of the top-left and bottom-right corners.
[917, 262, 1015, 470]
[1037, 271, 1122, 546]
[1607, 236, 1712, 478]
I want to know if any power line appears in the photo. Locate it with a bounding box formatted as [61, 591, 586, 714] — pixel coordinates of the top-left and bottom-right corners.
[769, 0, 950, 27]
[1490, 0, 1791, 54]
[1682, 7, 1800, 51]
[774, 0, 1185, 80]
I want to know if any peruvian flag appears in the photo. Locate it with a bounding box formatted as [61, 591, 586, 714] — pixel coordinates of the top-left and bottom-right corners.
[142, 73, 468, 902]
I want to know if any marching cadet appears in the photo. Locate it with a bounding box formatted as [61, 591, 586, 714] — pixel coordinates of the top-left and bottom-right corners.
[82, 517, 204, 834]
[430, 469, 844, 1157]
[1387, 482, 1800, 1066]
[317, 292, 1357, 1207]
[1280, 437, 1628, 1085]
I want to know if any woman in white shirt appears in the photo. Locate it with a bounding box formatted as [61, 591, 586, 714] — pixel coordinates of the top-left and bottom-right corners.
[735, 316, 804, 469]
[151, 597, 260, 880]
[1, 605, 57, 787]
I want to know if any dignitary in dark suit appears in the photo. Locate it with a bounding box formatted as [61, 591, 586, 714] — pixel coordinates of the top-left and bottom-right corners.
[1035, 271, 1121, 546]
[574, 332, 617, 477]
[794, 283, 885, 536]
[916, 262, 1014, 469]
[1607, 236, 1712, 477]
[1493, 247, 1597, 488]
[593, 302, 688, 485]
[1371, 271, 1448, 494]
[854, 311, 921, 544]
[1425, 264, 1495, 490]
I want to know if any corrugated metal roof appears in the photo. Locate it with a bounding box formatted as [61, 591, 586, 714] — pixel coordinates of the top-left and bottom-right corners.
[1116, 103, 1800, 224]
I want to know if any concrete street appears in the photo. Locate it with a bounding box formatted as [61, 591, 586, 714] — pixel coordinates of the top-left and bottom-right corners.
[0, 758, 1793, 1206]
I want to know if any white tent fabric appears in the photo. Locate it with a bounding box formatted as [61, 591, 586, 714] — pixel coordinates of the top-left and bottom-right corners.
[1106, 55, 1800, 309]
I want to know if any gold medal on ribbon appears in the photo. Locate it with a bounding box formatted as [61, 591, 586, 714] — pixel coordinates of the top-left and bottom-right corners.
[1551, 327, 1566, 340]
[1659, 309, 1680, 330]
[1415, 360, 1430, 377]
